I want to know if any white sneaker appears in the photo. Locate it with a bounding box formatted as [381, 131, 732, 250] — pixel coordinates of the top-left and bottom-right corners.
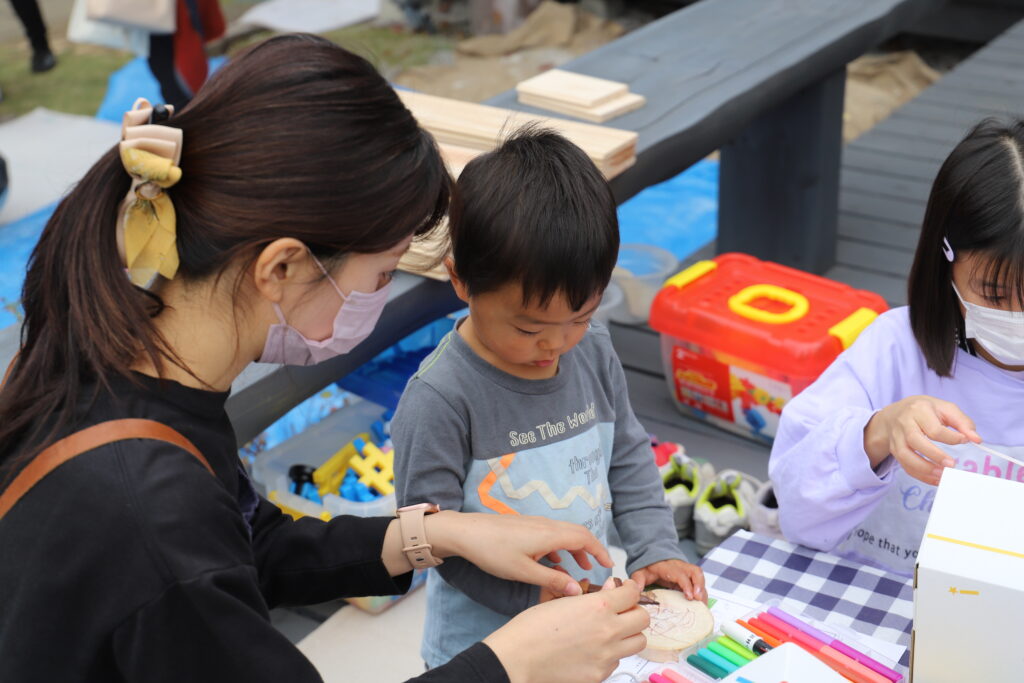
[693, 470, 761, 556]
[749, 480, 783, 539]
[656, 443, 714, 540]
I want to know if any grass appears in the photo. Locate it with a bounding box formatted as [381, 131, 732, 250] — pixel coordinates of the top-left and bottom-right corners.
[0, 39, 133, 122]
[0, 23, 453, 124]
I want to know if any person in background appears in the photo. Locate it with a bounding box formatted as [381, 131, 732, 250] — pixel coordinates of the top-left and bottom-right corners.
[8, 0, 56, 72]
[148, 0, 225, 109]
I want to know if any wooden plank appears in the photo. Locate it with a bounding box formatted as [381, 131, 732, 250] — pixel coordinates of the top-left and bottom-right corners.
[842, 146, 942, 182]
[852, 130, 953, 163]
[882, 100, 1011, 130]
[875, 115, 973, 147]
[841, 167, 932, 205]
[824, 265, 907, 305]
[914, 87, 1024, 114]
[836, 238, 916, 278]
[939, 67, 1024, 94]
[516, 69, 629, 108]
[396, 90, 637, 173]
[837, 213, 921, 251]
[518, 92, 647, 124]
[839, 187, 926, 226]
[948, 56, 1024, 83]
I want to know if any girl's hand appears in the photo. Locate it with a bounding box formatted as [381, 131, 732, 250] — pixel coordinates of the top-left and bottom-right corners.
[864, 395, 981, 486]
[484, 578, 649, 683]
[428, 512, 614, 597]
[630, 559, 706, 603]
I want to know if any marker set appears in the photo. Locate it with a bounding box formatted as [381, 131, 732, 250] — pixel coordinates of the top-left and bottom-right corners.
[647, 606, 902, 683]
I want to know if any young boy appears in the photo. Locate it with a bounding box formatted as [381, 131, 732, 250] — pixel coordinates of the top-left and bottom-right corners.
[393, 129, 704, 668]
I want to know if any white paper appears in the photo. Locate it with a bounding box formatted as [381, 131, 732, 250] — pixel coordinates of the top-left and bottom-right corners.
[239, 0, 378, 33]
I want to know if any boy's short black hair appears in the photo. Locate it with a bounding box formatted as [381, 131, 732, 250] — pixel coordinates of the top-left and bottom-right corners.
[448, 126, 618, 311]
[909, 117, 1024, 376]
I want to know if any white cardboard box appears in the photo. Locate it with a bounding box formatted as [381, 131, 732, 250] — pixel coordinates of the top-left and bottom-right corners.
[912, 468, 1024, 682]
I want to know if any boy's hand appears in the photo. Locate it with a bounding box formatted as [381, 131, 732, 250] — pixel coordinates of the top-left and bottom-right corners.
[630, 559, 706, 603]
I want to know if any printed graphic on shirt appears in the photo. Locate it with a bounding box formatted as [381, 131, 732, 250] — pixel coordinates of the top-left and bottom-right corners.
[837, 442, 1024, 574]
[464, 421, 615, 545]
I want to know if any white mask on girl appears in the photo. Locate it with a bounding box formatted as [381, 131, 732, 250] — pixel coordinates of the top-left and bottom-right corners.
[953, 283, 1024, 366]
[258, 255, 391, 366]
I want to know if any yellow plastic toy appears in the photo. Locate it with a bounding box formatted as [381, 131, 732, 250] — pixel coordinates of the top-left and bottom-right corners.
[350, 438, 395, 496]
[314, 432, 371, 494]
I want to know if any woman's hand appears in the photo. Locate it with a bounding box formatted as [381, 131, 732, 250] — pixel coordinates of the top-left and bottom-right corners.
[630, 559, 706, 603]
[864, 395, 980, 485]
[483, 577, 649, 683]
[428, 512, 614, 597]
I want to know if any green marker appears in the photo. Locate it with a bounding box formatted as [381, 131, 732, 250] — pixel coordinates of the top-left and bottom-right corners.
[717, 636, 757, 662]
[708, 640, 750, 668]
[686, 653, 728, 680]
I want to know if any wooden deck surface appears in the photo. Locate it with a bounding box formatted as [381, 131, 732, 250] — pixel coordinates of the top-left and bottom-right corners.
[612, 17, 1024, 475]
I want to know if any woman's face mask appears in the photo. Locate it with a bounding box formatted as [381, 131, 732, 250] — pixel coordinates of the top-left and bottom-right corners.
[258, 249, 400, 366]
[953, 282, 1024, 366]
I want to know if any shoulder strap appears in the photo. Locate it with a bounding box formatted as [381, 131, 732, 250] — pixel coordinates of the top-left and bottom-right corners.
[0, 418, 215, 521]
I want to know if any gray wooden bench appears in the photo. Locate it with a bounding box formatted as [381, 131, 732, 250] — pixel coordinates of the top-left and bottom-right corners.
[224, 0, 942, 453]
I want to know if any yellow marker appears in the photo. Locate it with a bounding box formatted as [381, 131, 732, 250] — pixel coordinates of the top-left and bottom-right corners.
[351, 438, 395, 496]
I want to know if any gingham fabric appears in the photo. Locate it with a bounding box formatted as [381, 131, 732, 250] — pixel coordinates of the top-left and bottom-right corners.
[700, 530, 913, 670]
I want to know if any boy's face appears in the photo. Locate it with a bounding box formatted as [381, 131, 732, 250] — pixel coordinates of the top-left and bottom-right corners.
[455, 280, 601, 379]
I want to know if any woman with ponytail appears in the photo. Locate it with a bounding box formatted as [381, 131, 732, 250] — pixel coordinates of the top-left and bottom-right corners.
[0, 35, 649, 683]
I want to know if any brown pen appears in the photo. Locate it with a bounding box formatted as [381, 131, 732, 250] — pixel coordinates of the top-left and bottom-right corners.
[581, 577, 659, 605]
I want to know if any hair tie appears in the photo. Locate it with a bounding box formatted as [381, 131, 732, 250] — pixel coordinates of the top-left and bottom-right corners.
[117, 98, 184, 288]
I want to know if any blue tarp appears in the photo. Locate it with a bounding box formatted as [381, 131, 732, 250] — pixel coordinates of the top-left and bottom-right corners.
[617, 159, 718, 261]
[0, 203, 55, 329]
[96, 56, 227, 123]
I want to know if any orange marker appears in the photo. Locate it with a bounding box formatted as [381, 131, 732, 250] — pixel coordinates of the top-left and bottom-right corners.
[737, 618, 782, 648]
[748, 616, 787, 644]
[758, 613, 889, 683]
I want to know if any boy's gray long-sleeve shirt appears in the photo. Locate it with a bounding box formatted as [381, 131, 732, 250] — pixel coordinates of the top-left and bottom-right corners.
[392, 321, 683, 667]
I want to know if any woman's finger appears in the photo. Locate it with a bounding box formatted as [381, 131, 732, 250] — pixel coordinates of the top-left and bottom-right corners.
[688, 566, 707, 603]
[546, 551, 562, 564]
[607, 632, 648, 662]
[569, 549, 593, 571]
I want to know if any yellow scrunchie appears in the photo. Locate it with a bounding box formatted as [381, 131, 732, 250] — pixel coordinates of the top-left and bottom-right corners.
[120, 146, 183, 287]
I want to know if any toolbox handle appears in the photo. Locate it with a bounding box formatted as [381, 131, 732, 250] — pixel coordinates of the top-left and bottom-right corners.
[728, 284, 809, 324]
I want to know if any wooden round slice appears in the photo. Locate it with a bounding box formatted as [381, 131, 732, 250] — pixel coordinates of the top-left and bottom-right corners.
[638, 589, 714, 663]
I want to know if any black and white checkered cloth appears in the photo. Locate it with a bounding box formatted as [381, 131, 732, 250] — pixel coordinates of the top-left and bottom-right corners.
[700, 530, 913, 670]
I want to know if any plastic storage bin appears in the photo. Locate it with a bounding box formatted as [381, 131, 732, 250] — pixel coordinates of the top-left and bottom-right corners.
[649, 253, 887, 443]
[593, 281, 625, 327]
[252, 394, 396, 519]
[610, 243, 678, 324]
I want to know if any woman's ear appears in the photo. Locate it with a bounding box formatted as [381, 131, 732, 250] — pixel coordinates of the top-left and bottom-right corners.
[253, 238, 311, 303]
[446, 257, 471, 304]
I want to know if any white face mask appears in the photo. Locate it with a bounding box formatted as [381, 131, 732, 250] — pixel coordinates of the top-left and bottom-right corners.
[953, 283, 1024, 365]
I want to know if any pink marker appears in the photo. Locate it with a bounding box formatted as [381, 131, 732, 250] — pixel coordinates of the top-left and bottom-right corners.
[659, 671, 695, 683]
[767, 606, 903, 682]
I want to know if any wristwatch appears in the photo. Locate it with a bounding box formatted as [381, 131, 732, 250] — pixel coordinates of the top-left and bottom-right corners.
[396, 502, 443, 568]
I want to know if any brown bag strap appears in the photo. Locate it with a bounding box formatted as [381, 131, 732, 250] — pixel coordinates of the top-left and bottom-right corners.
[0, 418, 214, 521]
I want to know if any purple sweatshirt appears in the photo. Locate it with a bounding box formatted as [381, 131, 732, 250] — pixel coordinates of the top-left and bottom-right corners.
[769, 307, 1024, 575]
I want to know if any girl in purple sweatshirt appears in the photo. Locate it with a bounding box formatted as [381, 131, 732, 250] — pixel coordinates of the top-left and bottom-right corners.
[770, 118, 1024, 575]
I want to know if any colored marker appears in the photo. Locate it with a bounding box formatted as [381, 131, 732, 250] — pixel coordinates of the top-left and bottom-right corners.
[758, 613, 889, 683]
[707, 641, 748, 668]
[748, 616, 786, 644]
[723, 621, 773, 655]
[737, 618, 782, 648]
[716, 636, 757, 662]
[686, 654, 728, 680]
[697, 648, 739, 674]
[660, 670, 695, 683]
[767, 607, 903, 682]
[647, 674, 672, 683]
